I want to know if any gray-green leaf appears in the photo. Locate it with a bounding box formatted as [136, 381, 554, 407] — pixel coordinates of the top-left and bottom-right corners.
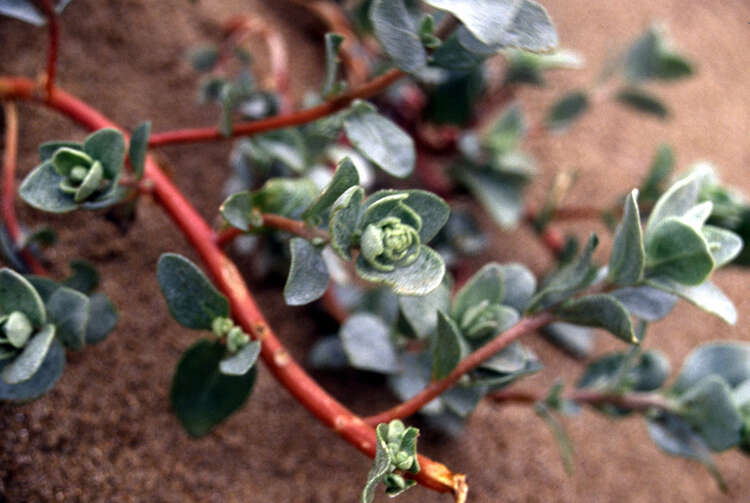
[283, 238, 329, 306]
[329, 186, 364, 260]
[46, 286, 89, 350]
[556, 294, 636, 344]
[609, 189, 645, 285]
[157, 254, 230, 330]
[369, 0, 427, 74]
[344, 101, 415, 178]
[0, 268, 46, 327]
[2, 324, 55, 384]
[546, 90, 588, 131]
[677, 376, 743, 451]
[356, 245, 445, 296]
[432, 311, 464, 380]
[645, 217, 714, 286]
[219, 340, 261, 376]
[129, 121, 151, 180]
[340, 314, 400, 374]
[302, 156, 359, 223]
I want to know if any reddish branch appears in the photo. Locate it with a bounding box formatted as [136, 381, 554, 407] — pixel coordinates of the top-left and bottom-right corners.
[0, 76, 464, 498]
[147, 68, 404, 146]
[223, 15, 292, 112]
[364, 313, 555, 426]
[35, 0, 59, 98]
[1, 102, 47, 274]
[216, 213, 330, 248]
[490, 388, 677, 413]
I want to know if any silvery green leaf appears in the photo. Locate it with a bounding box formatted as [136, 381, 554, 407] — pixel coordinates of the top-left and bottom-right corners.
[432, 311, 464, 380]
[2, 324, 55, 384]
[578, 350, 670, 393]
[494, 0, 557, 52]
[157, 254, 230, 330]
[424, 0, 521, 47]
[555, 294, 637, 344]
[610, 285, 677, 321]
[441, 384, 485, 417]
[344, 101, 415, 178]
[18, 161, 77, 213]
[0, 0, 72, 25]
[481, 341, 529, 374]
[625, 26, 693, 82]
[63, 259, 99, 294]
[485, 104, 524, 154]
[673, 341, 750, 394]
[283, 238, 329, 306]
[129, 121, 151, 180]
[363, 190, 450, 242]
[546, 90, 588, 131]
[83, 128, 126, 181]
[39, 141, 82, 162]
[701, 225, 743, 268]
[369, 0, 426, 74]
[541, 322, 593, 359]
[355, 245, 445, 296]
[171, 339, 257, 437]
[221, 178, 318, 230]
[219, 340, 261, 376]
[645, 172, 701, 237]
[0, 268, 46, 327]
[329, 186, 364, 260]
[0, 334, 64, 402]
[52, 147, 92, 177]
[308, 335, 349, 369]
[361, 422, 395, 503]
[46, 286, 89, 350]
[388, 353, 444, 415]
[498, 263, 537, 312]
[451, 263, 504, 321]
[302, 157, 359, 223]
[3, 311, 32, 347]
[608, 189, 645, 285]
[648, 279, 736, 325]
[457, 169, 526, 228]
[646, 412, 714, 461]
[340, 313, 400, 374]
[677, 376, 743, 451]
[644, 217, 714, 286]
[682, 201, 713, 229]
[398, 277, 451, 339]
[527, 234, 599, 313]
[322, 32, 346, 97]
[84, 293, 118, 345]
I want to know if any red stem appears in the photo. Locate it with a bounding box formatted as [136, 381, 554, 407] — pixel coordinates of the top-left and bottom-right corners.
[36, 0, 59, 98]
[1, 102, 47, 274]
[216, 213, 330, 247]
[147, 68, 404, 147]
[364, 313, 555, 426]
[0, 76, 463, 497]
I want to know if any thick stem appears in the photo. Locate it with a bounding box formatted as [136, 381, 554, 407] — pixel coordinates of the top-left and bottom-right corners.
[491, 388, 677, 413]
[364, 313, 555, 426]
[0, 76, 462, 497]
[147, 68, 404, 146]
[1, 102, 47, 274]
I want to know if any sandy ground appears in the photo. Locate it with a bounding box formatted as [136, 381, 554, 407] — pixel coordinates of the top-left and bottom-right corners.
[1, 0, 749, 501]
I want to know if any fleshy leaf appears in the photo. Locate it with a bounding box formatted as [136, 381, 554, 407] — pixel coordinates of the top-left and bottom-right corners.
[18, 161, 77, 213]
[170, 339, 257, 437]
[541, 322, 593, 359]
[645, 172, 701, 236]
[2, 324, 55, 384]
[329, 186, 364, 260]
[369, 0, 427, 74]
[0, 335, 64, 402]
[340, 314, 400, 374]
[344, 101, 415, 178]
[157, 254, 230, 330]
[432, 311, 464, 380]
[610, 285, 677, 321]
[399, 277, 451, 339]
[677, 376, 743, 451]
[451, 263, 504, 321]
[644, 217, 714, 286]
[219, 340, 261, 376]
[302, 157, 359, 223]
[546, 90, 588, 130]
[322, 33, 346, 98]
[498, 263, 537, 312]
[608, 189, 645, 285]
[701, 225, 743, 268]
[0, 268, 46, 327]
[46, 286, 89, 350]
[648, 279, 736, 325]
[63, 259, 100, 294]
[555, 294, 637, 344]
[84, 293, 118, 345]
[673, 341, 750, 394]
[283, 238, 329, 306]
[457, 168, 527, 228]
[82, 128, 126, 181]
[356, 245, 445, 296]
[362, 423, 395, 503]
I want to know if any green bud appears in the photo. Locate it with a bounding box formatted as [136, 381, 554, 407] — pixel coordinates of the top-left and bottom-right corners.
[74, 160, 104, 203]
[227, 326, 250, 353]
[2, 311, 33, 348]
[360, 218, 421, 272]
[393, 451, 414, 471]
[69, 166, 89, 183]
[387, 419, 406, 442]
[212, 316, 234, 337]
[384, 473, 406, 490]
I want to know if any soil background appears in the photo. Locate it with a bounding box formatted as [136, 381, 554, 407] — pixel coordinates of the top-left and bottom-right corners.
[1, 1, 750, 501]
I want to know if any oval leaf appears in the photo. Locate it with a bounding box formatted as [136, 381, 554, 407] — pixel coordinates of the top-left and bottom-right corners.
[2, 324, 55, 384]
[555, 294, 636, 344]
[340, 313, 400, 374]
[0, 335, 64, 402]
[609, 189, 645, 285]
[219, 340, 261, 376]
[157, 254, 230, 330]
[283, 238, 330, 306]
[0, 268, 46, 327]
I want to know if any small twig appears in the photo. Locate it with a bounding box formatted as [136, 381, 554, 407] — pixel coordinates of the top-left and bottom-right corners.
[1, 102, 47, 274]
[215, 213, 329, 247]
[147, 68, 404, 147]
[363, 313, 555, 426]
[490, 388, 678, 413]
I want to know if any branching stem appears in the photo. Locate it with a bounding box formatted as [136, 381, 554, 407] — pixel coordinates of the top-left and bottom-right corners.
[490, 388, 678, 413]
[363, 313, 556, 426]
[216, 213, 330, 247]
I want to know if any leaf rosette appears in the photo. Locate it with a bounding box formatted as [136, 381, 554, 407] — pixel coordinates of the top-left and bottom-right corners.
[20, 128, 126, 213]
